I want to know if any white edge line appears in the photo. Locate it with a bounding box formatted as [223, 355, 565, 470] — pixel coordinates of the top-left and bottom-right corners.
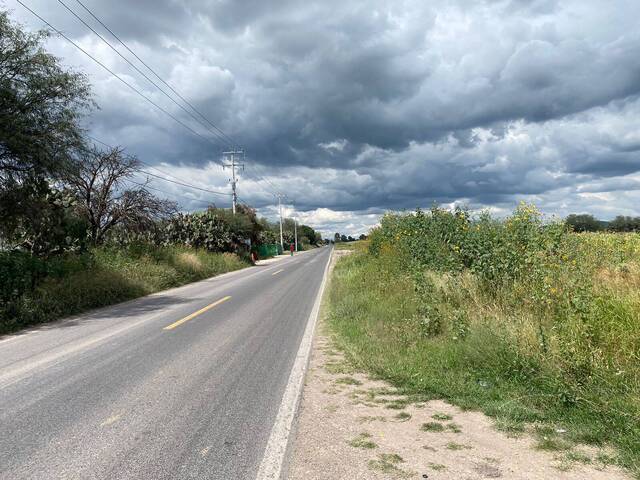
[255, 247, 333, 480]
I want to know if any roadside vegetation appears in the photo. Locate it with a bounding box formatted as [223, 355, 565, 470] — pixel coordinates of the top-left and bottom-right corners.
[328, 204, 640, 475]
[0, 12, 321, 334]
[0, 245, 246, 334]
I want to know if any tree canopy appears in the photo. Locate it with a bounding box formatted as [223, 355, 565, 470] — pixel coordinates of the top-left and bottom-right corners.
[0, 11, 92, 182]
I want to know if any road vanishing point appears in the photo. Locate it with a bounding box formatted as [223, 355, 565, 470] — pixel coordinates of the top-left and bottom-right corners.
[0, 247, 332, 479]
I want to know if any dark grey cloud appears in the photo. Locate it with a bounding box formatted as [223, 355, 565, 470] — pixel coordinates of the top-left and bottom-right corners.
[4, 0, 640, 234]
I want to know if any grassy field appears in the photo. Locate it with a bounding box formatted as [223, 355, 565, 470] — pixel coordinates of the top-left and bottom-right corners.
[327, 205, 640, 475]
[0, 245, 249, 334]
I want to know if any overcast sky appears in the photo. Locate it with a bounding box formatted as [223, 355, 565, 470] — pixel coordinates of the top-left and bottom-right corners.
[4, 0, 640, 236]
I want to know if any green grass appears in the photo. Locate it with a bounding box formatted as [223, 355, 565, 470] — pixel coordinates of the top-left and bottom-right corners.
[326, 230, 640, 477]
[0, 244, 249, 334]
[421, 422, 445, 433]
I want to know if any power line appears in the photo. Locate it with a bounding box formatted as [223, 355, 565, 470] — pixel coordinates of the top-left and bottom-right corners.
[139, 169, 232, 197]
[88, 135, 206, 186]
[19, 0, 283, 212]
[85, 136, 232, 196]
[250, 163, 280, 192]
[56, 0, 232, 148]
[71, 0, 236, 147]
[126, 178, 219, 208]
[16, 0, 224, 149]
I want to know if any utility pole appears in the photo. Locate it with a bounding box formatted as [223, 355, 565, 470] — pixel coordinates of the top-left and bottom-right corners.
[294, 218, 298, 252]
[276, 193, 286, 251]
[222, 148, 244, 214]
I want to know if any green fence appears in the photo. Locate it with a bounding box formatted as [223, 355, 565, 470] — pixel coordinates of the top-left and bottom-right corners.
[253, 243, 283, 259]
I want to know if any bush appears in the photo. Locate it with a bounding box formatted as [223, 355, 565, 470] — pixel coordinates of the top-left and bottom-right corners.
[330, 203, 640, 474]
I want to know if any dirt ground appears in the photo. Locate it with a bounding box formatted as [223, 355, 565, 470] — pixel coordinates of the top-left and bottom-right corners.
[287, 251, 631, 480]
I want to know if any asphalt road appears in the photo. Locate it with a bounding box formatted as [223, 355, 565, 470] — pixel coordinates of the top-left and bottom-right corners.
[0, 246, 332, 480]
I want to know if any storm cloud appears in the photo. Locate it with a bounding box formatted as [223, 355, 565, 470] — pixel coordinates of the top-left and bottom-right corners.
[4, 0, 640, 235]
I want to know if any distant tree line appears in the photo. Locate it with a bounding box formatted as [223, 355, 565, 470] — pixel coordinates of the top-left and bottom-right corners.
[565, 214, 640, 233]
[332, 233, 368, 243]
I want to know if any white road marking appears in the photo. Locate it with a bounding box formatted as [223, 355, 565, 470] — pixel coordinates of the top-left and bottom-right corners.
[255, 248, 333, 480]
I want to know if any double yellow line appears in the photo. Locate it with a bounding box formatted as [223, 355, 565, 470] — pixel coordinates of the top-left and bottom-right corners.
[163, 296, 231, 331]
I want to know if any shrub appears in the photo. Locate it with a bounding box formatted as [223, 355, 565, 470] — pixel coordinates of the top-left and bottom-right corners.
[331, 203, 640, 474]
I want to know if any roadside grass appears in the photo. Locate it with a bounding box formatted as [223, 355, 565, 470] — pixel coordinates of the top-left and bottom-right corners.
[334, 240, 369, 252]
[348, 432, 377, 449]
[0, 244, 249, 334]
[327, 217, 640, 477]
[368, 453, 412, 478]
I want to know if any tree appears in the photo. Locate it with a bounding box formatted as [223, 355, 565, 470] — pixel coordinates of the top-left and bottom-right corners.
[565, 214, 602, 232]
[609, 216, 640, 232]
[299, 224, 318, 245]
[0, 12, 93, 250]
[359, 234, 368, 240]
[0, 12, 92, 181]
[207, 204, 263, 247]
[64, 147, 175, 244]
[334, 233, 341, 243]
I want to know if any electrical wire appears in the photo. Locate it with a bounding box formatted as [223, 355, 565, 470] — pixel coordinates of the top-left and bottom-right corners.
[71, 0, 236, 146]
[138, 170, 232, 197]
[126, 178, 222, 208]
[86, 135, 231, 196]
[16, 0, 224, 149]
[57, 0, 232, 148]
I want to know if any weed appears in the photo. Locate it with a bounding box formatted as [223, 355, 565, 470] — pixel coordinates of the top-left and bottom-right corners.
[368, 453, 412, 478]
[335, 376, 362, 386]
[432, 413, 452, 421]
[494, 418, 526, 437]
[446, 423, 462, 433]
[421, 422, 445, 433]
[446, 442, 472, 450]
[393, 412, 412, 422]
[566, 451, 592, 464]
[347, 432, 377, 449]
[428, 462, 446, 471]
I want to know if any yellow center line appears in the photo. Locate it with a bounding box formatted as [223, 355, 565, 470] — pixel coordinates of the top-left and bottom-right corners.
[271, 269, 284, 276]
[163, 296, 231, 331]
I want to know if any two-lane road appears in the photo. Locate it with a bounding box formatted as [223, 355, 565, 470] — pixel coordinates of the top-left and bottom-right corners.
[0, 246, 332, 479]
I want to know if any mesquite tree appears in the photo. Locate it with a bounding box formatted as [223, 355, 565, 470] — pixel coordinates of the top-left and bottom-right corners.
[65, 147, 176, 244]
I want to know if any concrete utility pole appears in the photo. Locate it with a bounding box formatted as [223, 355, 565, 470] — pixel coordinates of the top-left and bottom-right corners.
[222, 148, 244, 214]
[294, 218, 298, 252]
[276, 193, 286, 251]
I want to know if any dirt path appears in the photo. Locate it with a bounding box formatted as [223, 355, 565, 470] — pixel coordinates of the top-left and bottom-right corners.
[287, 252, 630, 480]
